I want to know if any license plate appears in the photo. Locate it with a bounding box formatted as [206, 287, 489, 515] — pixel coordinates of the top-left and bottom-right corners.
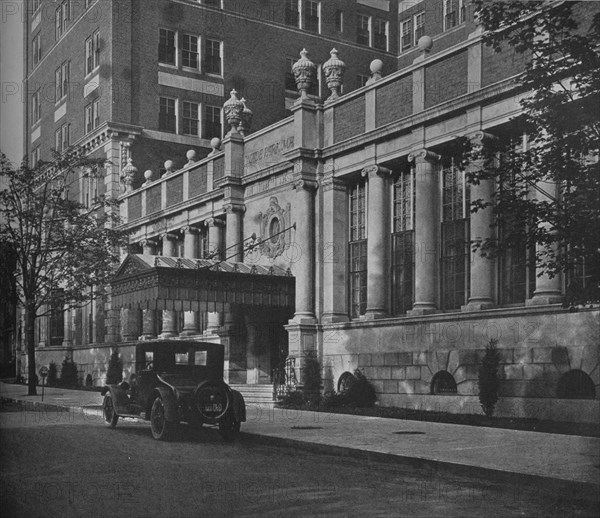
[203, 403, 222, 413]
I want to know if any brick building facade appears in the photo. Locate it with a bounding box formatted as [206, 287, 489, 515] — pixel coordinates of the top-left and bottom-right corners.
[20, 0, 599, 423]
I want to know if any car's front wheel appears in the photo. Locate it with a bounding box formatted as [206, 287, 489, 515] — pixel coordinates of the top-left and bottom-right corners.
[218, 412, 241, 441]
[150, 396, 177, 440]
[103, 393, 118, 428]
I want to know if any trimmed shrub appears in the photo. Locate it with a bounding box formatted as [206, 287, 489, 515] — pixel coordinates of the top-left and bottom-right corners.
[105, 350, 123, 385]
[323, 369, 377, 408]
[47, 362, 58, 387]
[302, 349, 322, 405]
[59, 357, 79, 388]
[479, 339, 500, 417]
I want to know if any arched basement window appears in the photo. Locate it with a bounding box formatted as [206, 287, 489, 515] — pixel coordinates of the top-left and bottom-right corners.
[338, 371, 356, 393]
[431, 371, 457, 395]
[557, 370, 596, 399]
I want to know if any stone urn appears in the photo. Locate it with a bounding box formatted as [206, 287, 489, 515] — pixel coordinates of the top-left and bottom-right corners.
[323, 48, 346, 102]
[292, 48, 316, 99]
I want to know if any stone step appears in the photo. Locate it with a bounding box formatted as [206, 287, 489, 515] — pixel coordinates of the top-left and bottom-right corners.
[229, 384, 275, 406]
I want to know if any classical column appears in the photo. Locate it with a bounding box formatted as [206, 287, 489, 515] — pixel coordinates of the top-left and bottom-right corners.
[292, 179, 317, 322]
[362, 165, 392, 319]
[62, 306, 73, 347]
[408, 149, 441, 315]
[463, 132, 496, 311]
[139, 238, 157, 340]
[180, 226, 201, 336]
[159, 232, 178, 338]
[206, 218, 225, 333]
[321, 175, 349, 323]
[528, 180, 562, 305]
[224, 204, 245, 262]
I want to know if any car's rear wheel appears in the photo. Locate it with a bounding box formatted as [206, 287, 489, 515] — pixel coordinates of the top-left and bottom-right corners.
[218, 412, 241, 441]
[103, 393, 118, 428]
[150, 396, 176, 440]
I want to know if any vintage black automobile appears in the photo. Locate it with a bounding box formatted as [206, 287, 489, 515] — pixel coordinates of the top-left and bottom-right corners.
[101, 341, 246, 441]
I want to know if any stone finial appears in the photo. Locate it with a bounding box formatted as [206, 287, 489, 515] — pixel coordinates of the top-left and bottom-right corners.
[366, 59, 383, 85]
[186, 149, 197, 165]
[164, 160, 174, 175]
[323, 48, 346, 102]
[238, 98, 253, 136]
[418, 35, 433, 53]
[143, 169, 153, 186]
[292, 48, 316, 99]
[120, 157, 137, 192]
[210, 137, 221, 155]
[223, 89, 244, 135]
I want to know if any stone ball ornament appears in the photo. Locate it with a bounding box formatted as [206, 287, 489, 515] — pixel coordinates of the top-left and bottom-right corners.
[370, 59, 383, 74]
[323, 48, 346, 102]
[144, 170, 153, 181]
[186, 149, 197, 163]
[210, 137, 222, 152]
[292, 48, 317, 99]
[164, 160, 174, 173]
[418, 35, 433, 52]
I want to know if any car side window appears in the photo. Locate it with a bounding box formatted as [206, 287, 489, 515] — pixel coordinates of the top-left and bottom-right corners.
[194, 351, 207, 366]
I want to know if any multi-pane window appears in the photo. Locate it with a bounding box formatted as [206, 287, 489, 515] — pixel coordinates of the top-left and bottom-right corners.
[85, 98, 100, 133]
[159, 28, 176, 65]
[32, 32, 42, 66]
[159, 97, 177, 133]
[414, 12, 425, 43]
[357, 74, 369, 88]
[31, 147, 40, 168]
[357, 14, 370, 46]
[85, 30, 101, 75]
[349, 181, 367, 318]
[204, 39, 222, 74]
[400, 18, 412, 51]
[55, 61, 70, 101]
[443, 0, 465, 31]
[441, 161, 470, 309]
[49, 290, 65, 347]
[285, 0, 299, 27]
[335, 10, 343, 32]
[303, 1, 319, 33]
[373, 19, 388, 51]
[285, 57, 296, 91]
[32, 90, 41, 124]
[55, 123, 70, 153]
[203, 105, 222, 139]
[182, 34, 199, 69]
[182, 101, 199, 136]
[391, 169, 415, 315]
[55, 0, 70, 40]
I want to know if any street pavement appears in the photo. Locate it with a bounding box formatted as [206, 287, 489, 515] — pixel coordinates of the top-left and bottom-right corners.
[1, 381, 598, 487]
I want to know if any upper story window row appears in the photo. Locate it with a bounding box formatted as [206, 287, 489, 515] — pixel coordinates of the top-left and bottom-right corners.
[159, 29, 223, 76]
[399, 0, 466, 53]
[285, 0, 321, 34]
[357, 13, 389, 51]
[55, 0, 70, 40]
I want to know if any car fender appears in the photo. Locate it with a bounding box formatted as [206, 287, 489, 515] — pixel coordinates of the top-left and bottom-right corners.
[149, 387, 179, 422]
[230, 389, 246, 422]
[101, 385, 129, 415]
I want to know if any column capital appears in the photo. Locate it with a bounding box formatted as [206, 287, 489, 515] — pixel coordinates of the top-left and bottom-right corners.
[205, 217, 225, 228]
[360, 165, 392, 180]
[408, 149, 441, 164]
[161, 232, 179, 241]
[223, 203, 245, 215]
[140, 237, 158, 248]
[180, 225, 201, 235]
[468, 131, 498, 151]
[293, 179, 318, 192]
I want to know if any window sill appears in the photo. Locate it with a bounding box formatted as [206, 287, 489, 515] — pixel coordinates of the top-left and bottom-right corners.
[84, 68, 100, 81]
[55, 97, 67, 108]
[159, 63, 178, 70]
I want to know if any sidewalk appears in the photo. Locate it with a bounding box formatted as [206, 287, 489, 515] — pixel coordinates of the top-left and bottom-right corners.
[1, 381, 598, 487]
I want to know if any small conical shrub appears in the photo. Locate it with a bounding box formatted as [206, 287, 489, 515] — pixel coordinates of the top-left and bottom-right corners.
[59, 357, 79, 388]
[47, 361, 58, 387]
[478, 339, 500, 417]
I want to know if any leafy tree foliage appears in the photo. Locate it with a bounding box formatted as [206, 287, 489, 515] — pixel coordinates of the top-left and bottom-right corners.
[465, 1, 600, 305]
[0, 149, 128, 395]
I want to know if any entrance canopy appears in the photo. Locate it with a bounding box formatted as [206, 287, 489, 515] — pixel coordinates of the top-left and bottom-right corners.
[111, 254, 295, 312]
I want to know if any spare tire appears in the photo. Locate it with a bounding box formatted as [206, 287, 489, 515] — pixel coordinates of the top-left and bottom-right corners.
[194, 382, 230, 420]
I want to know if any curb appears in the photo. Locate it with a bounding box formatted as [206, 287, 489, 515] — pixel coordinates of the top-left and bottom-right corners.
[2, 395, 598, 494]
